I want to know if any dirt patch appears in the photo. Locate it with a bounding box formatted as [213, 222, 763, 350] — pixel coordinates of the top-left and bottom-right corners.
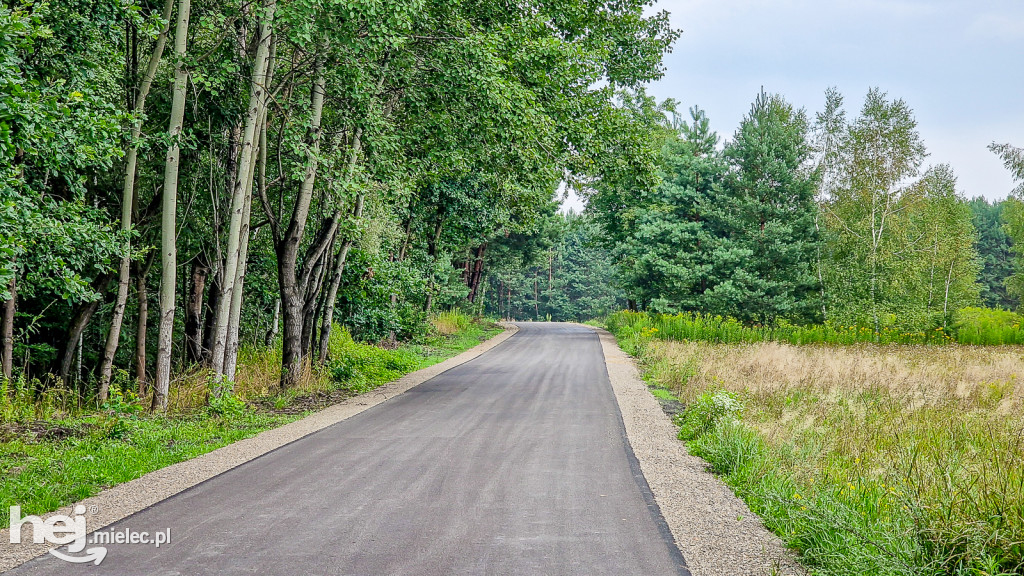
[253, 388, 361, 415]
[0, 421, 93, 443]
[651, 390, 686, 421]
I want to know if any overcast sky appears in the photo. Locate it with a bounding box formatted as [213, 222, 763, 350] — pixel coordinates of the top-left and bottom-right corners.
[564, 0, 1023, 212]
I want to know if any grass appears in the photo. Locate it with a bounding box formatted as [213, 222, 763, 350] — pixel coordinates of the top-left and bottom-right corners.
[0, 311, 501, 526]
[609, 320, 1024, 576]
[606, 309, 1024, 346]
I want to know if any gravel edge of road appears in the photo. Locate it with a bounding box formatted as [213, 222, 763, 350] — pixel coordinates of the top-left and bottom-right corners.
[590, 325, 807, 576]
[0, 324, 519, 572]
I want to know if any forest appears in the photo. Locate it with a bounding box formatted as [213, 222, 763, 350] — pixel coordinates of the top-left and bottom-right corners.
[494, 90, 1024, 340]
[4, 0, 1023, 411]
[0, 0, 675, 409]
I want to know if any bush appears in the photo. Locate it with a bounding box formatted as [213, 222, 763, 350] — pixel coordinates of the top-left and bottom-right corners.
[327, 327, 420, 393]
[954, 307, 1024, 345]
[205, 376, 248, 418]
[431, 309, 472, 335]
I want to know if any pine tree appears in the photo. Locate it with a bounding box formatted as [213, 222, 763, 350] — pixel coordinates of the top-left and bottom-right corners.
[708, 92, 820, 323]
[968, 198, 1015, 309]
[620, 106, 725, 312]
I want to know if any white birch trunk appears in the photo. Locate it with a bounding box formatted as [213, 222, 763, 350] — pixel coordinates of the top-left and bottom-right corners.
[210, 1, 275, 376]
[153, 0, 192, 411]
[98, 0, 175, 402]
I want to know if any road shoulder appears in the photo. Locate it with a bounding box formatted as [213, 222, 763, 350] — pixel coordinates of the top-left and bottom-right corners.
[0, 324, 519, 572]
[589, 325, 806, 576]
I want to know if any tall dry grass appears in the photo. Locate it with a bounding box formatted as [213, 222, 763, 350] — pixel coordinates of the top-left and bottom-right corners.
[632, 337, 1024, 575]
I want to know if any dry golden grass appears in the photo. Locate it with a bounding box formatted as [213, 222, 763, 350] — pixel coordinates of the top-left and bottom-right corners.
[650, 340, 1024, 414]
[636, 338, 1024, 573]
[431, 310, 471, 335]
[164, 354, 323, 413]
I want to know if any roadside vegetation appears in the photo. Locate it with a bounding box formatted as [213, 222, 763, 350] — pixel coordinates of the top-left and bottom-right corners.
[606, 309, 1024, 346]
[0, 312, 499, 525]
[607, 311, 1024, 576]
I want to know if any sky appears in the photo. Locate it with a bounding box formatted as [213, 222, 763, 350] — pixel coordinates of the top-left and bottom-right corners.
[563, 0, 1023, 212]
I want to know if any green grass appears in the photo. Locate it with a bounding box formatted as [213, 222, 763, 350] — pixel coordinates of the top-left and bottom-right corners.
[606, 308, 1024, 347]
[649, 387, 678, 401]
[0, 410, 297, 526]
[0, 314, 502, 525]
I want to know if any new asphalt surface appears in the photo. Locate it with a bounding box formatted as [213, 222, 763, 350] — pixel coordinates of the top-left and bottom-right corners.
[8, 323, 689, 575]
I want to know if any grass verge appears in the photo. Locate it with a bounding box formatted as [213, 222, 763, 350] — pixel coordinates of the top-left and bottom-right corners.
[0, 313, 501, 525]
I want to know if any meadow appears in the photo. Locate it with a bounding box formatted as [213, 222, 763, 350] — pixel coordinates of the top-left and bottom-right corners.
[607, 311, 1024, 576]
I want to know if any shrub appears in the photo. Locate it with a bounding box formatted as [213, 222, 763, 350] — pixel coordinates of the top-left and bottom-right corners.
[677, 390, 742, 441]
[206, 376, 249, 419]
[954, 307, 1024, 345]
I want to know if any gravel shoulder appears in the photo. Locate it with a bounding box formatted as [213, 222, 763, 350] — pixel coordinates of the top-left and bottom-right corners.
[590, 325, 807, 576]
[0, 324, 518, 572]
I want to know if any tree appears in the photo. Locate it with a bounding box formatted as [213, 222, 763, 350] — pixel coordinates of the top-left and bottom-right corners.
[818, 88, 929, 330]
[616, 105, 723, 312]
[709, 92, 820, 323]
[991, 143, 1024, 306]
[968, 198, 1016, 309]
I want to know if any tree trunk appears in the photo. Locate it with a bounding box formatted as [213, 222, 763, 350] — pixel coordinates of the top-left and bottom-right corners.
[423, 217, 445, 313]
[135, 262, 150, 396]
[97, 0, 175, 403]
[1, 278, 15, 381]
[56, 274, 113, 383]
[316, 155, 366, 363]
[201, 273, 220, 363]
[153, 0, 193, 411]
[534, 274, 539, 319]
[210, 2, 276, 376]
[184, 259, 209, 364]
[316, 240, 353, 363]
[300, 239, 331, 357]
[467, 244, 486, 303]
[265, 299, 280, 346]
[223, 175, 255, 382]
[277, 58, 326, 389]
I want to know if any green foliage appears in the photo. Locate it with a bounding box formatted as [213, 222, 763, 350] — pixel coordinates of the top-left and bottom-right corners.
[327, 327, 420, 393]
[606, 309, 1024, 347]
[205, 377, 248, 419]
[1001, 197, 1024, 305]
[969, 198, 1017, 310]
[481, 211, 624, 321]
[676, 390, 741, 441]
[818, 90, 980, 330]
[954, 307, 1024, 345]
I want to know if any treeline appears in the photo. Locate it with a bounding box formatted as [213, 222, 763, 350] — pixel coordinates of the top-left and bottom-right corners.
[0, 0, 677, 408]
[585, 89, 1024, 329]
[490, 90, 1024, 328]
[472, 212, 624, 322]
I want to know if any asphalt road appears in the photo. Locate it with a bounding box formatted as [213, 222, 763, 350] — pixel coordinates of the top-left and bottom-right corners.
[9, 323, 689, 575]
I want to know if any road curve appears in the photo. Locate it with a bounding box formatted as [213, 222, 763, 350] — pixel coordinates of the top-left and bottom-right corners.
[8, 323, 689, 575]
